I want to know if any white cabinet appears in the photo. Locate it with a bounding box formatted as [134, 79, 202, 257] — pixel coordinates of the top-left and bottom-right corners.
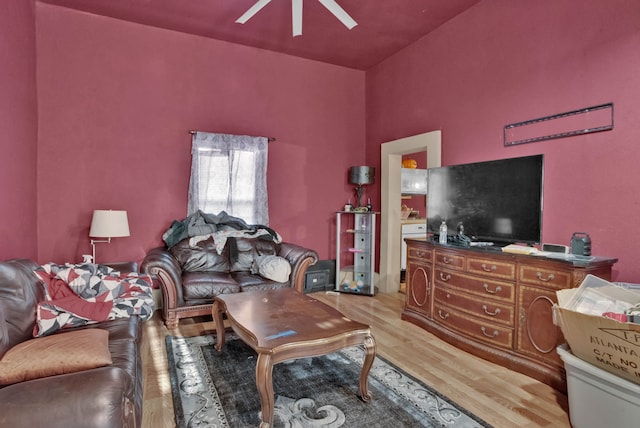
[335, 211, 376, 295]
[401, 168, 428, 194]
[401, 222, 427, 270]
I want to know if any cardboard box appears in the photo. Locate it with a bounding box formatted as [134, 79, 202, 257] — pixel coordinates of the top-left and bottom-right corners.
[557, 344, 640, 428]
[554, 276, 640, 385]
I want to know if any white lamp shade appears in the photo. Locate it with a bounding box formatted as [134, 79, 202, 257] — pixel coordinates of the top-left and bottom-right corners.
[89, 210, 130, 238]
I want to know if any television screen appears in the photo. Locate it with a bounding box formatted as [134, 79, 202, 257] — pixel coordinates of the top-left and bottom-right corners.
[427, 154, 544, 245]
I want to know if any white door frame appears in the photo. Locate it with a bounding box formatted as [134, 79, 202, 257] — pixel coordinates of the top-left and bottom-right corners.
[378, 131, 441, 293]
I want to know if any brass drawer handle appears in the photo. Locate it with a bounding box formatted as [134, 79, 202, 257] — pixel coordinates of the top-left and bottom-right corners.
[482, 305, 501, 316]
[483, 283, 502, 294]
[415, 251, 425, 257]
[481, 263, 497, 272]
[438, 310, 449, 320]
[536, 272, 555, 282]
[439, 272, 451, 281]
[481, 326, 499, 338]
[442, 256, 452, 264]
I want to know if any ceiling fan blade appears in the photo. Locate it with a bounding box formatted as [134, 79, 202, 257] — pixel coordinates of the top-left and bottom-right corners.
[318, 0, 357, 30]
[292, 0, 303, 36]
[236, 0, 273, 24]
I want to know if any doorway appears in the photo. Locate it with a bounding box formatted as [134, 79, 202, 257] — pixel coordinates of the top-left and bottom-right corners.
[378, 131, 441, 293]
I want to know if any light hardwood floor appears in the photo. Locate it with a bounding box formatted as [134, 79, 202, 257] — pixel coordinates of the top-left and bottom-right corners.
[141, 291, 571, 427]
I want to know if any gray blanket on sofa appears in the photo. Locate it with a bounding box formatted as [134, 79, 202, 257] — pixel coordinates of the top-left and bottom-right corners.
[162, 210, 279, 249]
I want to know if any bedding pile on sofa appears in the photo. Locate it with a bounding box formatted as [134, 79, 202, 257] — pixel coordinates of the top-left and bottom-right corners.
[33, 262, 154, 336]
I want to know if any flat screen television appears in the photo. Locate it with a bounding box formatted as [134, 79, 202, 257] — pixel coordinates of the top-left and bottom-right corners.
[426, 154, 544, 246]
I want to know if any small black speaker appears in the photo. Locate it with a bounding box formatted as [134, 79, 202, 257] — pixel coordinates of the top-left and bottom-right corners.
[542, 243, 569, 253]
[304, 260, 336, 293]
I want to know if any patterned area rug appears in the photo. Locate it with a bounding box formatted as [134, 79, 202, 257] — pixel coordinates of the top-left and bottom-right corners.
[166, 334, 492, 428]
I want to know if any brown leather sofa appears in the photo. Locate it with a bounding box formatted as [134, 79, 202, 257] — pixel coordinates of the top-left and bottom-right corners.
[0, 259, 145, 428]
[142, 236, 318, 328]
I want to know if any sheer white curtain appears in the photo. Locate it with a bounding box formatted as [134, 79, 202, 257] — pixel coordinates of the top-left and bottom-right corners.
[188, 132, 269, 225]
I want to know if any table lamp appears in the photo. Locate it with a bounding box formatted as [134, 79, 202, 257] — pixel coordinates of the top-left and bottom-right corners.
[349, 166, 375, 208]
[89, 210, 130, 264]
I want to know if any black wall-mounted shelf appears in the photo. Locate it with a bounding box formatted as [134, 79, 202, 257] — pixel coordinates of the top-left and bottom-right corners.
[504, 103, 613, 146]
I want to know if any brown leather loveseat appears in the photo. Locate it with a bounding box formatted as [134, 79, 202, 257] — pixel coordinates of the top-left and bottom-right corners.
[0, 259, 148, 428]
[142, 235, 319, 329]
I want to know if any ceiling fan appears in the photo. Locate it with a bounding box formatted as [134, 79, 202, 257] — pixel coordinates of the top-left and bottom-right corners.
[236, 0, 358, 37]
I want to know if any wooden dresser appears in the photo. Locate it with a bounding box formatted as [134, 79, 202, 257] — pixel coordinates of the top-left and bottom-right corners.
[402, 238, 617, 392]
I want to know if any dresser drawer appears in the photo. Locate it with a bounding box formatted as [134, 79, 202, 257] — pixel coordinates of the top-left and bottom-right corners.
[434, 268, 515, 302]
[408, 246, 432, 262]
[434, 285, 514, 327]
[434, 251, 465, 271]
[433, 303, 513, 349]
[467, 256, 516, 280]
[519, 265, 572, 289]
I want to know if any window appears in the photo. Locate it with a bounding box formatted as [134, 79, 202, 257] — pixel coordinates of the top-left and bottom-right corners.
[188, 132, 269, 225]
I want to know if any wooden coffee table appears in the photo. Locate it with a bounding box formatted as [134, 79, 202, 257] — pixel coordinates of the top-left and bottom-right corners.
[212, 288, 376, 428]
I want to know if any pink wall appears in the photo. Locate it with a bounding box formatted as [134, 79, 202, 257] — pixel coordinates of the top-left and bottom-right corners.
[366, 1, 640, 282]
[0, 0, 38, 259]
[35, 4, 365, 265]
[6, 2, 639, 283]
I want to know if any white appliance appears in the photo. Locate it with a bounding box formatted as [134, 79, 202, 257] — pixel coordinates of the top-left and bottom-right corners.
[401, 222, 427, 270]
[400, 168, 428, 194]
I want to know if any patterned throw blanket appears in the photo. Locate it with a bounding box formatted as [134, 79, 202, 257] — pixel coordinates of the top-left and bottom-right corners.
[33, 263, 155, 337]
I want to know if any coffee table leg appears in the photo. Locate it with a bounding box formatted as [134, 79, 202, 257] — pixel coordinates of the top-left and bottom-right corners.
[212, 301, 225, 352]
[256, 352, 275, 428]
[359, 334, 376, 402]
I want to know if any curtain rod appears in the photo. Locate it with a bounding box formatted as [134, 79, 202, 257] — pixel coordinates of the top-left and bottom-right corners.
[189, 130, 276, 142]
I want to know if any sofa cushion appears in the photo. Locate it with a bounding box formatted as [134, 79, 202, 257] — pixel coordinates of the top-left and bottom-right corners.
[170, 237, 231, 272]
[181, 271, 241, 302]
[0, 366, 138, 428]
[253, 255, 291, 283]
[0, 260, 45, 358]
[0, 328, 112, 386]
[230, 238, 279, 272]
[236, 275, 292, 293]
